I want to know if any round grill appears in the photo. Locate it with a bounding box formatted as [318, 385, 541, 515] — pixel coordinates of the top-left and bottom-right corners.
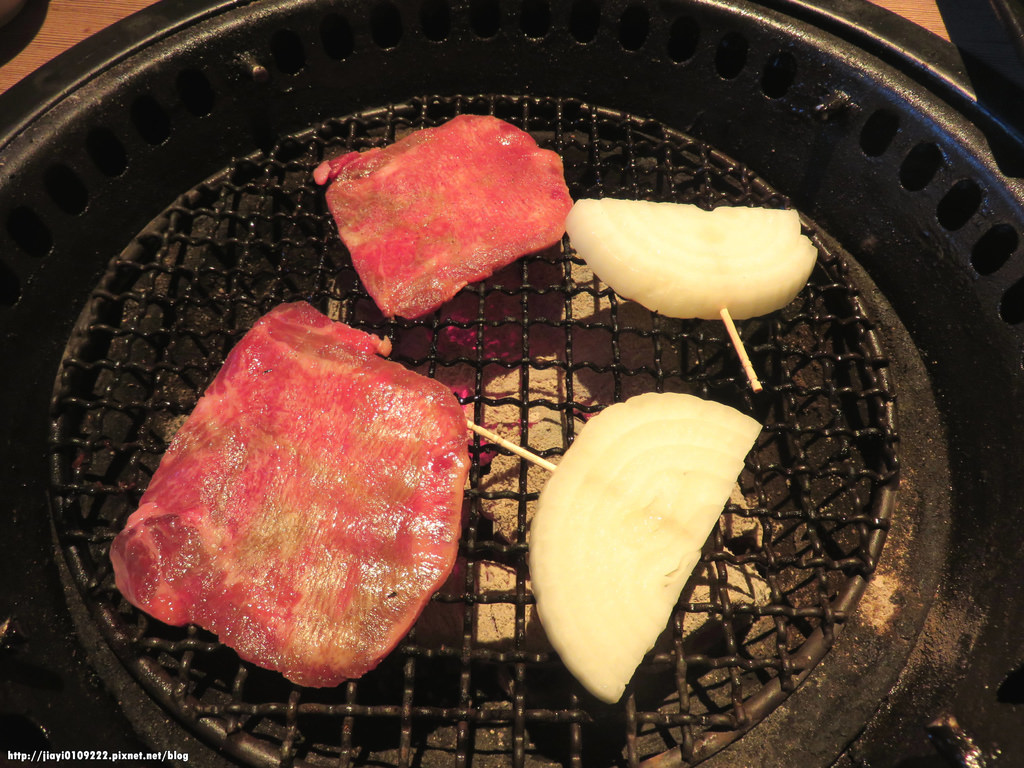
[49, 94, 897, 766]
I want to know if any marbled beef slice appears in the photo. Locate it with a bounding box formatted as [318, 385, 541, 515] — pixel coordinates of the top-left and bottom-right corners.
[315, 114, 573, 319]
[110, 301, 470, 687]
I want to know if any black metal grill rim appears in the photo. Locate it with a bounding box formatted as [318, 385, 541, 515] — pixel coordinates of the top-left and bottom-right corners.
[0, 0, 1017, 153]
[46, 94, 899, 768]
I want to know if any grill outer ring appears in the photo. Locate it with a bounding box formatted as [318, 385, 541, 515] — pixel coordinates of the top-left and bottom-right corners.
[0, 0, 1022, 764]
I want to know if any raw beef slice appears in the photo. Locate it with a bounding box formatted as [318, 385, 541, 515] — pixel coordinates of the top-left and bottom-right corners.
[314, 114, 573, 319]
[110, 301, 470, 687]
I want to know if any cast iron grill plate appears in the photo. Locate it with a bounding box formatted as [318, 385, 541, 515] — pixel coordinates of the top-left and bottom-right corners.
[48, 94, 898, 767]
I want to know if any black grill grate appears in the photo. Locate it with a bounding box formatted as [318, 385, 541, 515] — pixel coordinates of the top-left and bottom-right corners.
[49, 94, 898, 767]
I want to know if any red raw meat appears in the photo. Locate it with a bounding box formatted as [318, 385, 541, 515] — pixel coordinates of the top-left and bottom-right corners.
[110, 301, 470, 687]
[314, 114, 573, 319]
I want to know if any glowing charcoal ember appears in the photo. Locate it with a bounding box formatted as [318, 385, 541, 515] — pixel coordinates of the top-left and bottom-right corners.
[110, 301, 470, 687]
[314, 114, 573, 319]
[564, 199, 818, 320]
[528, 392, 761, 703]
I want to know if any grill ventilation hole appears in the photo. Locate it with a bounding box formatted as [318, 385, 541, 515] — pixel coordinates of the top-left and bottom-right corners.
[0, 260, 18, 306]
[618, 4, 649, 51]
[715, 31, 748, 79]
[470, 0, 501, 38]
[0, 714, 50, 751]
[7, 207, 53, 258]
[859, 110, 900, 156]
[520, 0, 552, 37]
[761, 51, 797, 98]
[321, 14, 356, 59]
[85, 128, 128, 177]
[569, 0, 600, 43]
[972, 224, 1018, 276]
[937, 179, 983, 230]
[44, 165, 89, 216]
[371, 2, 404, 48]
[1000, 274, 1024, 325]
[271, 29, 306, 73]
[899, 142, 943, 191]
[520, 0, 550, 38]
[177, 69, 216, 116]
[667, 15, 699, 62]
[130, 94, 171, 146]
[998, 663, 1024, 703]
[420, 0, 451, 41]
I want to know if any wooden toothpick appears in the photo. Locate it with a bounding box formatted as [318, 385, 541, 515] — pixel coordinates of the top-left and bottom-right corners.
[719, 307, 763, 393]
[466, 420, 558, 472]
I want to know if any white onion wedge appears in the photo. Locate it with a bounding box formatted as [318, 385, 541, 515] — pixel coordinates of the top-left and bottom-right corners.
[528, 392, 761, 703]
[564, 198, 817, 319]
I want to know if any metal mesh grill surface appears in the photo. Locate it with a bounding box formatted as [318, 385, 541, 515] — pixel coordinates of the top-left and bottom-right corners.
[49, 94, 898, 767]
